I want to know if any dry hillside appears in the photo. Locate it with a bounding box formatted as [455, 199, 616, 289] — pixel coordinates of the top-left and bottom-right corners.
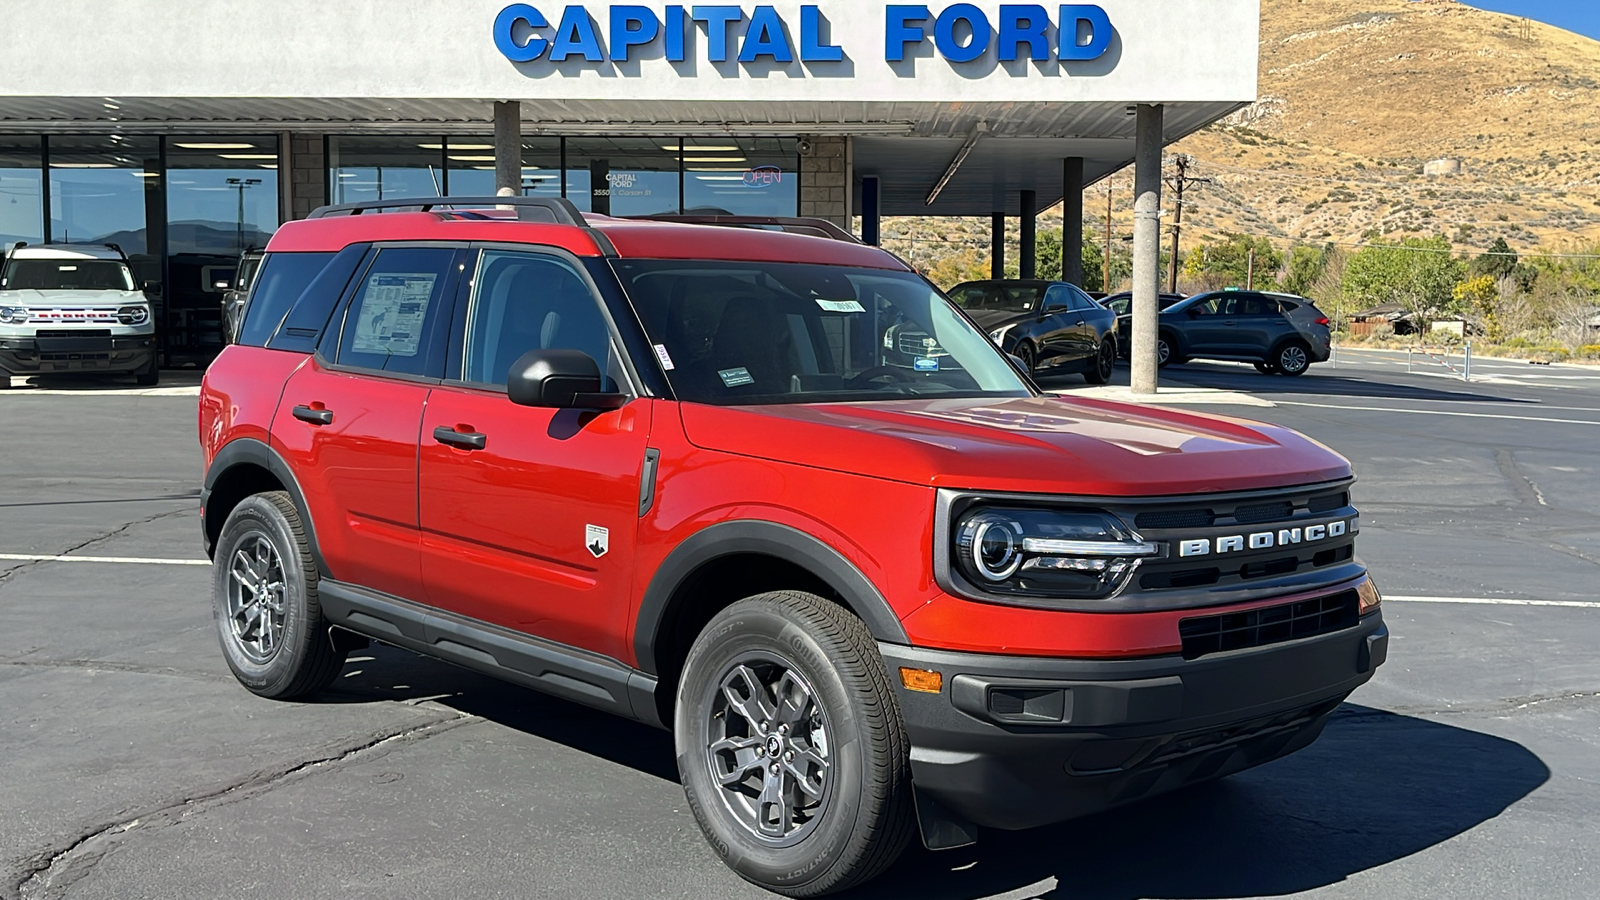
[883, 0, 1600, 282]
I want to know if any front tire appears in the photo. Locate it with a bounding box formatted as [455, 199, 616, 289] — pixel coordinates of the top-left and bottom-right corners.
[1254, 361, 1278, 375]
[1013, 340, 1037, 374]
[676, 592, 914, 897]
[1085, 337, 1116, 385]
[133, 356, 159, 387]
[212, 492, 346, 700]
[1157, 335, 1177, 368]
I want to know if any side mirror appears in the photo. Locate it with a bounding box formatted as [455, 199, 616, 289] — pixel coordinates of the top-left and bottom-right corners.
[507, 348, 627, 410]
[1187, 308, 1201, 318]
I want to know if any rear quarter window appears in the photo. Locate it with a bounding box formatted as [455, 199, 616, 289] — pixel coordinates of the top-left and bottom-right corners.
[237, 252, 335, 347]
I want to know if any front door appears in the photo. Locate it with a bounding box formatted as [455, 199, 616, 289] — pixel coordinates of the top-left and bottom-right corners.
[418, 248, 652, 662]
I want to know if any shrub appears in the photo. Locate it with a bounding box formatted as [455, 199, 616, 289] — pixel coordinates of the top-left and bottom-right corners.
[1579, 344, 1600, 358]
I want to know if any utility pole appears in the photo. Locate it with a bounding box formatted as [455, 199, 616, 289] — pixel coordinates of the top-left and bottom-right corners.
[1103, 183, 1113, 292]
[1246, 246, 1256, 290]
[1165, 155, 1211, 294]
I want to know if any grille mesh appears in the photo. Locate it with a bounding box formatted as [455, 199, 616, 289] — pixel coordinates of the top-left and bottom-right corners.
[1178, 590, 1360, 660]
[1135, 509, 1214, 530]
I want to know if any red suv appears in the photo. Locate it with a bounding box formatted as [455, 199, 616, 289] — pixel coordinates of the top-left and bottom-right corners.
[199, 197, 1387, 896]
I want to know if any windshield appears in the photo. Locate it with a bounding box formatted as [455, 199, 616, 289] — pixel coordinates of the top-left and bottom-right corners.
[948, 282, 1044, 314]
[610, 260, 1033, 406]
[2, 259, 137, 292]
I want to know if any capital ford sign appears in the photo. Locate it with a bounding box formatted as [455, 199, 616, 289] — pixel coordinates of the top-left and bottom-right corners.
[494, 4, 1114, 65]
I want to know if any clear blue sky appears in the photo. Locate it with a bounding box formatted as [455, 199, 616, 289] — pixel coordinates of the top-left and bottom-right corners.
[1462, 1, 1600, 41]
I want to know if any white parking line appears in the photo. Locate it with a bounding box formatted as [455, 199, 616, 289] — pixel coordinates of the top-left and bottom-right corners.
[1275, 400, 1600, 426]
[0, 553, 211, 566]
[1386, 595, 1600, 609]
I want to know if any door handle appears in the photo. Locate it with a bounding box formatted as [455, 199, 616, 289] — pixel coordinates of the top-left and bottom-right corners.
[292, 405, 333, 426]
[1074, 319, 1086, 326]
[433, 426, 487, 451]
[1223, 322, 1238, 327]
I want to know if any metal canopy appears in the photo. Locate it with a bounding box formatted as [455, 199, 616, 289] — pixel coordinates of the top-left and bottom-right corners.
[0, 95, 1241, 217]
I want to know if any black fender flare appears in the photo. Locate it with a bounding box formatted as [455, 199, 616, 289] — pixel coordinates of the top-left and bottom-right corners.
[202, 438, 328, 578]
[632, 520, 909, 675]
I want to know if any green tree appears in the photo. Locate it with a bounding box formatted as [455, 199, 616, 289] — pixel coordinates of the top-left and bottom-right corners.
[1182, 233, 1282, 291]
[1035, 229, 1064, 281]
[1341, 235, 1465, 325]
[1471, 237, 1519, 281]
[1279, 244, 1331, 296]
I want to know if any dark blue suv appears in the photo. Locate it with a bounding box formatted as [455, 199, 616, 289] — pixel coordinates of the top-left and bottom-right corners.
[1158, 290, 1333, 376]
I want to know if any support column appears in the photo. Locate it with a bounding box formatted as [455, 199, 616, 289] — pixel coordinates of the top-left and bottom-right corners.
[494, 101, 522, 197]
[860, 175, 881, 245]
[1063, 157, 1085, 288]
[1019, 190, 1037, 279]
[799, 136, 849, 228]
[1130, 104, 1165, 396]
[287, 135, 326, 219]
[991, 212, 1005, 279]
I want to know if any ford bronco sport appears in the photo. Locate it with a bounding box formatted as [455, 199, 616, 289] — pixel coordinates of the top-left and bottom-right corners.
[199, 197, 1387, 896]
[0, 243, 158, 386]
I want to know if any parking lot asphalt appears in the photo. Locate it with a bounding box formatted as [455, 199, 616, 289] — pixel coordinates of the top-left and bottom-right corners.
[3, 353, 1597, 900]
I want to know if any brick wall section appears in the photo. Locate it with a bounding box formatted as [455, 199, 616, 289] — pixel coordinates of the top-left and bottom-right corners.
[288, 134, 326, 220]
[799, 135, 849, 229]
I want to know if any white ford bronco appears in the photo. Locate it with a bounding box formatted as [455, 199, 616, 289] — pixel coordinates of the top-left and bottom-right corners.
[0, 244, 158, 386]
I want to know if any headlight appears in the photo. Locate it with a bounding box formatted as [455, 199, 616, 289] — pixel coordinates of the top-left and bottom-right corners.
[988, 324, 1015, 345]
[953, 507, 1158, 599]
[0, 306, 27, 324]
[117, 305, 150, 325]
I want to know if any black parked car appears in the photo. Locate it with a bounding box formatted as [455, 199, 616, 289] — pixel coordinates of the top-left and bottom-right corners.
[1102, 290, 1188, 358]
[1157, 290, 1333, 376]
[221, 248, 264, 346]
[947, 279, 1119, 384]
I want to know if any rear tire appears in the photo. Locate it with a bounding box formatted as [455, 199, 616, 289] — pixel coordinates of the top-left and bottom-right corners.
[212, 492, 345, 700]
[1085, 337, 1116, 385]
[676, 591, 914, 897]
[1275, 341, 1311, 377]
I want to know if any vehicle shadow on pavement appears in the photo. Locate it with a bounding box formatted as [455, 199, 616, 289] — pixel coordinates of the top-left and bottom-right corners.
[855, 704, 1549, 900]
[317, 643, 681, 781]
[1159, 365, 1531, 404]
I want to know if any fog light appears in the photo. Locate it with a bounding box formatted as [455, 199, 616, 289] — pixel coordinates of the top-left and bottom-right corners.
[1357, 578, 1382, 613]
[899, 668, 943, 694]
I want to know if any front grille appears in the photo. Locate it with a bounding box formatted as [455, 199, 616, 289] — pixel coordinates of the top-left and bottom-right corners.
[1135, 509, 1214, 530]
[36, 329, 113, 338]
[1235, 501, 1293, 524]
[1308, 492, 1349, 513]
[897, 331, 948, 358]
[26, 310, 120, 325]
[1178, 590, 1360, 660]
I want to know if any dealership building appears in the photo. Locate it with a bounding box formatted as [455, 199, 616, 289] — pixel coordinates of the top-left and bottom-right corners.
[0, 0, 1258, 363]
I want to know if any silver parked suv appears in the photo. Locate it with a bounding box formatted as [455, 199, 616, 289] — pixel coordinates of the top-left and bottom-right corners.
[1156, 290, 1333, 376]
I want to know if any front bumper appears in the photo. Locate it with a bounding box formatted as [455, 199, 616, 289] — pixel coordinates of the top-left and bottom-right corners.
[881, 611, 1387, 831]
[0, 334, 155, 376]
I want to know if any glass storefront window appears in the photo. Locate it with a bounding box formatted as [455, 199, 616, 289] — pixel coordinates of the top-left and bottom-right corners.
[329, 137, 446, 204]
[165, 136, 281, 348]
[682, 138, 798, 216]
[443, 138, 562, 199]
[565, 137, 681, 216]
[48, 135, 159, 257]
[0, 136, 44, 253]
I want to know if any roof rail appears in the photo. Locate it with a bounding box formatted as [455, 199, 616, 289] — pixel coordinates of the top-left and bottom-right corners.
[639, 215, 862, 244]
[307, 196, 587, 226]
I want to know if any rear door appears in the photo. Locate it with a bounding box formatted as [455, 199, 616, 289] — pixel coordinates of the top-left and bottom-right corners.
[417, 246, 651, 662]
[272, 244, 463, 600]
[1230, 293, 1283, 355]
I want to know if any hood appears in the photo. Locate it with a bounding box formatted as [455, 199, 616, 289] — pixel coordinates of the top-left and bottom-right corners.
[2, 289, 147, 308]
[964, 309, 1035, 331]
[679, 395, 1350, 497]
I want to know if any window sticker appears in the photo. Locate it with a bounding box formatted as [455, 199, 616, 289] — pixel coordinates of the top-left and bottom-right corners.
[653, 344, 676, 371]
[352, 273, 436, 357]
[815, 299, 866, 314]
[718, 367, 755, 388]
[914, 357, 940, 373]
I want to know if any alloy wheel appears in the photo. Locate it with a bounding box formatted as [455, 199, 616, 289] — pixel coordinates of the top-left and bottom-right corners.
[1157, 339, 1171, 365]
[1015, 343, 1036, 373]
[1279, 345, 1309, 374]
[225, 532, 287, 664]
[705, 654, 833, 846]
[1097, 339, 1116, 380]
